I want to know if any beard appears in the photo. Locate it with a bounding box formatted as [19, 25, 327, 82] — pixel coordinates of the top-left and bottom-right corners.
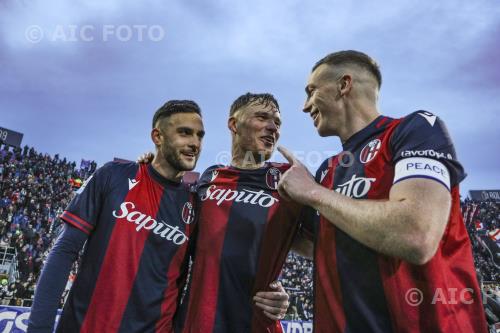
[161, 144, 197, 172]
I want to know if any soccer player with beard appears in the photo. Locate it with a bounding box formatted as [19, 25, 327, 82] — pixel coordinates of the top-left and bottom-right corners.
[28, 100, 205, 333]
[277, 50, 487, 332]
[174, 93, 307, 333]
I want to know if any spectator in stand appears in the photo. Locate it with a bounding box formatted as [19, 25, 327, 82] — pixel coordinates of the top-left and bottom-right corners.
[462, 200, 500, 282]
[279, 252, 313, 321]
[0, 143, 96, 306]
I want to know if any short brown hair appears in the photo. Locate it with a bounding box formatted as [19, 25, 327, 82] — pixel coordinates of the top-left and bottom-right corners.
[313, 50, 382, 88]
[229, 92, 279, 117]
[152, 100, 201, 128]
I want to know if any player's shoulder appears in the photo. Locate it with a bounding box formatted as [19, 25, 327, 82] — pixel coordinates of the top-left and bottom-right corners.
[99, 161, 138, 175]
[391, 110, 451, 144]
[92, 161, 140, 187]
[397, 110, 445, 130]
[202, 164, 226, 173]
[201, 164, 225, 177]
[198, 164, 226, 184]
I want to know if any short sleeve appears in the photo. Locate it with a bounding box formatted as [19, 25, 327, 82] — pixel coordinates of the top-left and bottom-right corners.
[390, 111, 466, 190]
[60, 162, 113, 235]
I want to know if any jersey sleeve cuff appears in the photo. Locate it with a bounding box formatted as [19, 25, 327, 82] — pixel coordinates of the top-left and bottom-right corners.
[60, 211, 94, 235]
[393, 157, 451, 191]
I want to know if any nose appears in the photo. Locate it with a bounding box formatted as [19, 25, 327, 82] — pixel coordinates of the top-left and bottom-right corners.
[265, 121, 280, 142]
[266, 120, 279, 134]
[189, 137, 201, 153]
[303, 98, 312, 113]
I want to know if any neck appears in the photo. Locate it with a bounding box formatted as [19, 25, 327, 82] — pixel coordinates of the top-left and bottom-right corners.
[230, 145, 266, 170]
[339, 100, 380, 143]
[151, 154, 185, 182]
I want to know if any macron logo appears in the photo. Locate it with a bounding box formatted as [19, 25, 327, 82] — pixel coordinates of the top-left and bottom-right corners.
[320, 169, 329, 183]
[418, 111, 437, 126]
[128, 178, 139, 190]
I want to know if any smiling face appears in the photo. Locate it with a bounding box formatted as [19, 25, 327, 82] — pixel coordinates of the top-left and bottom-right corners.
[153, 112, 205, 171]
[230, 100, 281, 163]
[303, 64, 344, 137]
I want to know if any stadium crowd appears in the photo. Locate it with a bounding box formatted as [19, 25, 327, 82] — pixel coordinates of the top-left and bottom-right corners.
[279, 252, 314, 320]
[0, 144, 94, 307]
[0, 143, 498, 324]
[462, 199, 500, 282]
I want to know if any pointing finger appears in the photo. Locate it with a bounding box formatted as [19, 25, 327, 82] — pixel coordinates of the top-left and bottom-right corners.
[277, 146, 298, 165]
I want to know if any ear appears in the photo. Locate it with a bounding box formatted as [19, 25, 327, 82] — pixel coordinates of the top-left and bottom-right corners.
[339, 74, 353, 96]
[151, 128, 161, 146]
[228, 117, 237, 135]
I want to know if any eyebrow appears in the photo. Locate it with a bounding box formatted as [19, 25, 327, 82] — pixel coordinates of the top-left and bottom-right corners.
[305, 84, 313, 95]
[177, 127, 205, 136]
[255, 111, 272, 117]
[255, 111, 281, 124]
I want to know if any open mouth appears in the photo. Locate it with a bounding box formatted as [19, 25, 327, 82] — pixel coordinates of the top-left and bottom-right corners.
[181, 151, 197, 159]
[310, 110, 320, 126]
[260, 135, 275, 146]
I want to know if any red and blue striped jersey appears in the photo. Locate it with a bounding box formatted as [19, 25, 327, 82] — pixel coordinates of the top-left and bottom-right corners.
[311, 111, 487, 333]
[58, 162, 196, 333]
[175, 163, 302, 333]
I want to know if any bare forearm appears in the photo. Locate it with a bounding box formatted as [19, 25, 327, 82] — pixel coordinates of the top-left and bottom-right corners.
[307, 180, 449, 264]
[276, 147, 451, 265]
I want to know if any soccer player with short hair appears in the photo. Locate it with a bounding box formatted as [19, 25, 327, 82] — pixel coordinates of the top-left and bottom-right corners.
[28, 100, 205, 332]
[174, 93, 305, 333]
[278, 50, 488, 332]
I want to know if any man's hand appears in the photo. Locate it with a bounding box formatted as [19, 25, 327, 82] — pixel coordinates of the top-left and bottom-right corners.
[277, 146, 317, 205]
[136, 152, 154, 164]
[253, 281, 289, 321]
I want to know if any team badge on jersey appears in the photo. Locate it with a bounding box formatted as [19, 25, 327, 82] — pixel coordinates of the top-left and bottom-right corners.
[359, 139, 381, 164]
[210, 170, 219, 182]
[182, 202, 195, 224]
[266, 167, 281, 190]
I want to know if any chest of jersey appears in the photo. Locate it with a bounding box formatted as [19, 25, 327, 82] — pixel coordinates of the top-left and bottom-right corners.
[323, 130, 396, 200]
[94, 167, 195, 252]
[196, 167, 283, 253]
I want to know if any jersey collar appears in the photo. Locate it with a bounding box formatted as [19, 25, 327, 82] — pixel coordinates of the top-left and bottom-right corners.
[147, 164, 183, 188]
[342, 115, 391, 151]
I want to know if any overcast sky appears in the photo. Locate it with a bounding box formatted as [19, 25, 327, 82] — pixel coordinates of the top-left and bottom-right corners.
[1, 0, 499, 195]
